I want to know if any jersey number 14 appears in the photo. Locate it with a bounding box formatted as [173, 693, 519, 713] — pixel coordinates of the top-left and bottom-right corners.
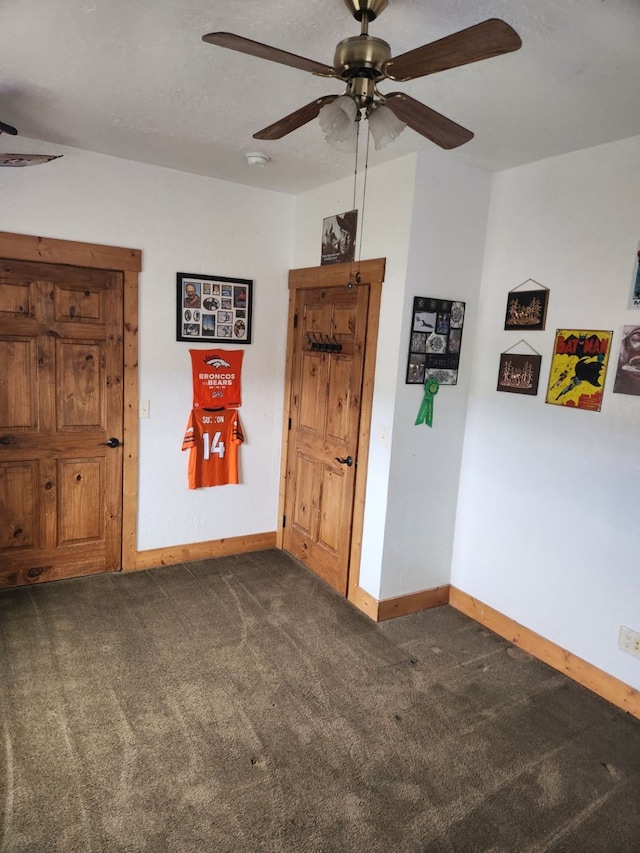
[203, 431, 226, 460]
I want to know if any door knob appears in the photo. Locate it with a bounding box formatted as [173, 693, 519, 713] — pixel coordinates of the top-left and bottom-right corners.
[334, 455, 353, 467]
[101, 437, 120, 448]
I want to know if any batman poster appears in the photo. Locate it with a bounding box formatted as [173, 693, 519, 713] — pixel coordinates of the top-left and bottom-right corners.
[545, 329, 612, 412]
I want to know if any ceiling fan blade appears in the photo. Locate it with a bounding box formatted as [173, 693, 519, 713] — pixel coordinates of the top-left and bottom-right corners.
[384, 93, 473, 149]
[202, 32, 337, 78]
[384, 19, 521, 81]
[0, 120, 18, 135]
[253, 96, 339, 140]
[0, 154, 62, 167]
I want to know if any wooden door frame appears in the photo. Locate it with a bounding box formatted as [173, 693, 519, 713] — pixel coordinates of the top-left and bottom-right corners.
[0, 230, 141, 571]
[277, 257, 385, 608]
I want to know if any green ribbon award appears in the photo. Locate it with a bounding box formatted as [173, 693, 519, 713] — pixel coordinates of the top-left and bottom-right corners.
[415, 377, 439, 427]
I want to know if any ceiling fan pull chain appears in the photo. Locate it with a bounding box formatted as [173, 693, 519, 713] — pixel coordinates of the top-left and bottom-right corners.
[352, 115, 360, 214]
[357, 128, 371, 268]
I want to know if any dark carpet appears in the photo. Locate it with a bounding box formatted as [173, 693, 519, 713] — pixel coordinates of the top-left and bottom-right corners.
[1, 549, 639, 852]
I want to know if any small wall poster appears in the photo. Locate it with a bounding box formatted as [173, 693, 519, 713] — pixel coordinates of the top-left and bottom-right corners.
[406, 297, 465, 385]
[545, 329, 612, 411]
[613, 326, 640, 395]
[504, 280, 549, 331]
[321, 210, 357, 265]
[497, 348, 541, 396]
[627, 250, 640, 309]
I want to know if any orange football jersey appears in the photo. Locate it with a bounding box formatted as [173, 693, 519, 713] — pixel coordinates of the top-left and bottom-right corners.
[182, 408, 244, 488]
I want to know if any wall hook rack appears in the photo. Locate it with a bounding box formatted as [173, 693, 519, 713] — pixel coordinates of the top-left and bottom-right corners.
[305, 332, 342, 353]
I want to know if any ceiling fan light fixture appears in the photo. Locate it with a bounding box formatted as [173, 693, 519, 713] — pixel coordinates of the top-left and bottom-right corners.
[319, 95, 359, 151]
[367, 102, 406, 150]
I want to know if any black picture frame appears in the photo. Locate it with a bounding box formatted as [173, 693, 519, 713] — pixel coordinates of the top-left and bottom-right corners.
[406, 296, 465, 385]
[177, 272, 252, 344]
[497, 352, 542, 395]
[504, 285, 549, 331]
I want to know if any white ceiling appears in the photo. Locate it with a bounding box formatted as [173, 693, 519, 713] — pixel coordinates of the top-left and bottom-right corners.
[1, 0, 639, 194]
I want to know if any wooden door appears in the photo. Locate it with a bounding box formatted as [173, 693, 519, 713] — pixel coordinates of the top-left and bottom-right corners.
[0, 258, 124, 588]
[283, 281, 370, 595]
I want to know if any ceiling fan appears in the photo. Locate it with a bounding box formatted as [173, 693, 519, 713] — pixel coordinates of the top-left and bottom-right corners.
[0, 119, 61, 167]
[202, 0, 522, 151]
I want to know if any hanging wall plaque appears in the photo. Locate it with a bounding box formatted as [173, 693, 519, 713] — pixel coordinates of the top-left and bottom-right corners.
[504, 279, 549, 331]
[497, 340, 542, 395]
[545, 329, 612, 412]
[406, 297, 465, 386]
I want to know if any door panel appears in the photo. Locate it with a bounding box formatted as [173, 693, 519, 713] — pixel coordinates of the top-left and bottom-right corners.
[283, 284, 369, 595]
[299, 351, 325, 433]
[55, 285, 103, 323]
[1, 338, 37, 426]
[57, 458, 103, 543]
[0, 462, 37, 548]
[292, 452, 316, 537]
[326, 355, 353, 441]
[57, 340, 104, 428]
[0, 259, 123, 588]
[317, 464, 344, 553]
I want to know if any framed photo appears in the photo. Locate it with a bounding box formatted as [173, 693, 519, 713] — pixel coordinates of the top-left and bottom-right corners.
[321, 210, 357, 265]
[545, 329, 612, 412]
[177, 273, 252, 344]
[406, 297, 465, 385]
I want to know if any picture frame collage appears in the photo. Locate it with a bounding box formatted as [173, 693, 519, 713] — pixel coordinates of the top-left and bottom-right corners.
[406, 297, 466, 386]
[177, 272, 253, 344]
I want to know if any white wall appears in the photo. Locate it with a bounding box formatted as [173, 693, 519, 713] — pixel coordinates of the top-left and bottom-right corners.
[1, 140, 295, 550]
[380, 152, 491, 599]
[452, 136, 640, 690]
[292, 150, 492, 600]
[292, 154, 417, 597]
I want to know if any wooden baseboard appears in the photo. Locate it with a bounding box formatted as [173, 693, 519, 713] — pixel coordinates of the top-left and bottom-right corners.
[377, 585, 450, 621]
[351, 584, 450, 622]
[449, 587, 640, 721]
[129, 531, 277, 571]
[350, 585, 380, 621]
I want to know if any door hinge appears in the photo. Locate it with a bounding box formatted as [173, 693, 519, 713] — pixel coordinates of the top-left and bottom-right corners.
[282, 515, 286, 529]
[293, 313, 298, 328]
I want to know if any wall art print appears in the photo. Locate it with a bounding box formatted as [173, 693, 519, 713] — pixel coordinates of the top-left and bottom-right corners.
[613, 325, 640, 396]
[627, 249, 640, 309]
[545, 329, 612, 412]
[320, 210, 357, 265]
[177, 272, 252, 344]
[497, 343, 542, 396]
[504, 279, 549, 331]
[406, 297, 465, 386]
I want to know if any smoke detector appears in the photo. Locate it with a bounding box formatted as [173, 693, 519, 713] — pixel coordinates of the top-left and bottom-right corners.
[245, 151, 269, 167]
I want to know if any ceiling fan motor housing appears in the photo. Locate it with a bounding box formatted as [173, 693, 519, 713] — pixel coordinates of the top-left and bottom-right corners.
[344, 0, 388, 22]
[334, 36, 391, 80]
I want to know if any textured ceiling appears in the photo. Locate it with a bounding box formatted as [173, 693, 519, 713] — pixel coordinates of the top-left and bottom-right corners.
[1, 0, 639, 194]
